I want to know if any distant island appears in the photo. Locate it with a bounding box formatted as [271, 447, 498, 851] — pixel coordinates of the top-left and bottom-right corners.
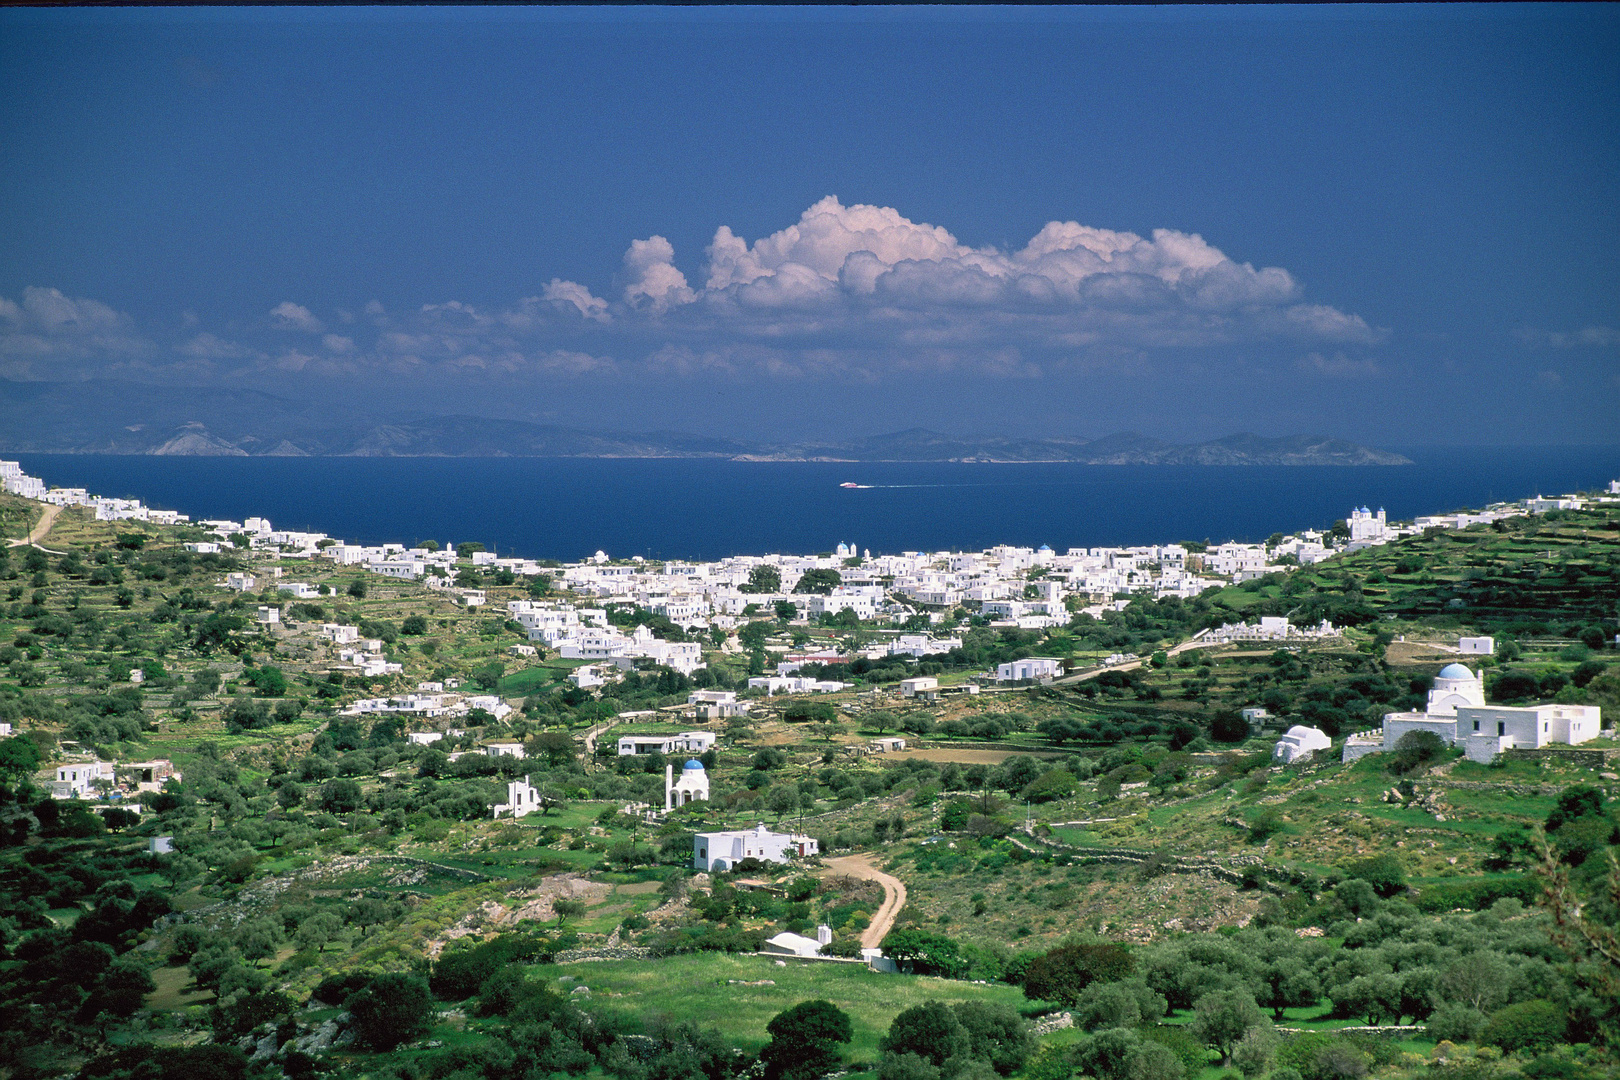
[0, 379, 1410, 464]
[4, 419, 1411, 464]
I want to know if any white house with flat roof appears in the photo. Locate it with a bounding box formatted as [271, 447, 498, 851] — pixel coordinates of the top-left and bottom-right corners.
[996, 657, 1063, 682]
[618, 731, 717, 757]
[888, 635, 962, 658]
[900, 676, 938, 698]
[692, 823, 819, 872]
[570, 664, 611, 689]
[54, 760, 116, 799]
[687, 690, 751, 719]
[747, 676, 851, 695]
[1457, 704, 1603, 764]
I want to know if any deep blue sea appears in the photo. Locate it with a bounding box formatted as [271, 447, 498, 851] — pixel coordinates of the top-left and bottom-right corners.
[11, 447, 1620, 562]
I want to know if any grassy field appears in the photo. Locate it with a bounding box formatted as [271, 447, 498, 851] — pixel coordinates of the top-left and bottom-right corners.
[560, 952, 1037, 1061]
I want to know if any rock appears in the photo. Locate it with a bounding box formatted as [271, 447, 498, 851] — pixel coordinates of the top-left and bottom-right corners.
[251, 1032, 278, 1062]
[293, 1018, 343, 1056]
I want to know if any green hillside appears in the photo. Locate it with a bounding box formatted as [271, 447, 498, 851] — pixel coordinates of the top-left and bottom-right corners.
[0, 493, 1617, 1080]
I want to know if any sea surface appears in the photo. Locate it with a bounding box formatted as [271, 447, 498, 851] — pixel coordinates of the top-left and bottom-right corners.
[11, 447, 1620, 563]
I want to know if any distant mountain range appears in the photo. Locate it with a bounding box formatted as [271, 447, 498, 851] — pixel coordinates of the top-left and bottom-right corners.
[0, 378, 1411, 465]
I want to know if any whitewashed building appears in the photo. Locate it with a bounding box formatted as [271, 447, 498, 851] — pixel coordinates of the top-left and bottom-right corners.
[996, 657, 1063, 682]
[54, 760, 116, 799]
[888, 635, 962, 658]
[1272, 725, 1331, 764]
[493, 775, 542, 818]
[664, 759, 710, 808]
[618, 730, 717, 757]
[1457, 704, 1603, 764]
[1344, 663, 1602, 764]
[900, 676, 939, 698]
[763, 926, 833, 958]
[692, 823, 819, 871]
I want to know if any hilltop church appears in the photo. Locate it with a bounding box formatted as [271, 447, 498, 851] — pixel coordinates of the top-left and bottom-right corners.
[1343, 663, 1601, 764]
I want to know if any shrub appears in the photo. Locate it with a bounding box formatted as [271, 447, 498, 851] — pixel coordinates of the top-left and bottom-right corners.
[881, 1001, 968, 1068]
[761, 1000, 854, 1080]
[1479, 999, 1565, 1055]
[1342, 853, 1406, 898]
[1388, 730, 1446, 776]
[1021, 769, 1077, 804]
[783, 701, 836, 724]
[345, 972, 433, 1050]
[1211, 712, 1251, 743]
[1425, 1003, 1486, 1043]
[1020, 942, 1135, 1006]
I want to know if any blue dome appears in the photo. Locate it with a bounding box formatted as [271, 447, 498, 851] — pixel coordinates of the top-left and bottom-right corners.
[1438, 663, 1474, 681]
[683, 759, 705, 770]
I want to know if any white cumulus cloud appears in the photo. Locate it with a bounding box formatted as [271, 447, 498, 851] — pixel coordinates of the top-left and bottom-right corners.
[0, 287, 151, 373]
[622, 235, 696, 313]
[0, 200, 1382, 388]
[1515, 325, 1620, 349]
[270, 301, 324, 333]
[539, 278, 610, 322]
[557, 197, 1384, 376]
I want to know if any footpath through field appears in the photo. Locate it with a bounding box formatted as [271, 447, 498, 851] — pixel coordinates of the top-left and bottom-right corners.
[1050, 636, 1205, 686]
[6, 502, 62, 552]
[820, 853, 907, 950]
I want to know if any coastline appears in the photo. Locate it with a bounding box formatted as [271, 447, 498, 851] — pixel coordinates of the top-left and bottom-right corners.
[5, 449, 1618, 564]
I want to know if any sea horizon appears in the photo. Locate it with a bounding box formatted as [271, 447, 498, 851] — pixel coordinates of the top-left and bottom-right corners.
[10, 444, 1620, 563]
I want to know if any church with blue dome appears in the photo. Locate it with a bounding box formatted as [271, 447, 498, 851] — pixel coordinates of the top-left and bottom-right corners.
[664, 758, 710, 809]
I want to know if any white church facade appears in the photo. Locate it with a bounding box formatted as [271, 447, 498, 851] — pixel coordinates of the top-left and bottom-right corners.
[492, 775, 543, 818]
[1343, 663, 1602, 764]
[1348, 506, 1391, 544]
[1272, 725, 1332, 764]
[665, 759, 710, 809]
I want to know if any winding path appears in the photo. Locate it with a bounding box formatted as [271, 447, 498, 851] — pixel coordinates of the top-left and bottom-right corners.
[821, 853, 907, 950]
[1051, 637, 1205, 686]
[6, 502, 62, 552]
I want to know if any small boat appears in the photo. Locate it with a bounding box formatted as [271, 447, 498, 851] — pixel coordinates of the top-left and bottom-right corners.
[839, 482, 872, 489]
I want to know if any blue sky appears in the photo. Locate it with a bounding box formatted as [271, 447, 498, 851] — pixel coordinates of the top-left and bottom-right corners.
[1, 5, 1616, 445]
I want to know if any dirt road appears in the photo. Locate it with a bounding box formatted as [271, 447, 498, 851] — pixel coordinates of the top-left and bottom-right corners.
[6, 503, 61, 551]
[820, 853, 907, 950]
[889, 747, 1058, 765]
[1051, 637, 1204, 686]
